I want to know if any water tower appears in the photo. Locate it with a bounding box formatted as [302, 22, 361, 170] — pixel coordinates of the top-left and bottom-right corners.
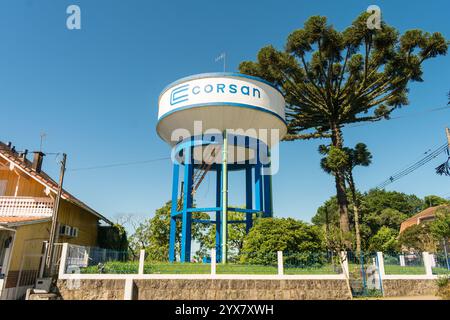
[157, 73, 286, 263]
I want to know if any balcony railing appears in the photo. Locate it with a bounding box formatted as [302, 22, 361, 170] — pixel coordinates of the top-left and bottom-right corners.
[0, 196, 54, 217]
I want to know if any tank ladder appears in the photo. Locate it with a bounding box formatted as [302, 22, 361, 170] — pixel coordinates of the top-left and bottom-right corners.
[176, 148, 218, 211]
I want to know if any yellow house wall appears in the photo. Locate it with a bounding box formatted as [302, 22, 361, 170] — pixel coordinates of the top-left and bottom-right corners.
[57, 200, 99, 247]
[8, 221, 51, 271]
[0, 163, 47, 198]
[7, 200, 99, 273]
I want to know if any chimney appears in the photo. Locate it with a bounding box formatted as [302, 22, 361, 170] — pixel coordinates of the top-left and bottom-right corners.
[19, 149, 28, 162]
[32, 151, 45, 173]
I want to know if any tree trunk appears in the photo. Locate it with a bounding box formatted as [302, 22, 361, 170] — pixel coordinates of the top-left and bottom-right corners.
[330, 122, 350, 233]
[347, 171, 361, 255]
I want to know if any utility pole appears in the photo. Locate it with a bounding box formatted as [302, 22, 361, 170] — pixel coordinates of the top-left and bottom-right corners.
[45, 153, 67, 276]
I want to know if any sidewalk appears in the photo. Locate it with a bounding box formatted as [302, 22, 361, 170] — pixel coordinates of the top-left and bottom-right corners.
[381, 295, 440, 300]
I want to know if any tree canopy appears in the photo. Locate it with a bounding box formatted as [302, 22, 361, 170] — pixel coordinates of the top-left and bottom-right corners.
[240, 218, 323, 264]
[128, 201, 209, 261]
[312, 189, 432, 251]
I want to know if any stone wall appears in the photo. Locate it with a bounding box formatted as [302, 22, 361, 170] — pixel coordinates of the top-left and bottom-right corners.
[382, 279, 437, 297]
[56, 278, 352, 300]
[57, 279, 125, 300]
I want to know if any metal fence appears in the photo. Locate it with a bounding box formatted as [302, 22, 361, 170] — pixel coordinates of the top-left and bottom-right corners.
[61, 244, 450, 278]
[65, 247, 340, 275]
[346, 251, 382, 296]
[383, 252, 425, 275]
[283, 251, 342, 275]
[64, 244, 129, 274]
[432, 252, 450, 275]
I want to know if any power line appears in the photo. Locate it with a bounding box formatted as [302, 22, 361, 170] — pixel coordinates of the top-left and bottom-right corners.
[346, 105, 449, 129]
[68, 156, 171, 172]
[376, 143, 448, 189]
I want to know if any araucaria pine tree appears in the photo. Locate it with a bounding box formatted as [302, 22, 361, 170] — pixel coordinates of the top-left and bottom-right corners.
[239, 13, 448, 233]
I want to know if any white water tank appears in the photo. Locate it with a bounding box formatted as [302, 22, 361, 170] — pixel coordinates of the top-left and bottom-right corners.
[157, 73, 287, 147]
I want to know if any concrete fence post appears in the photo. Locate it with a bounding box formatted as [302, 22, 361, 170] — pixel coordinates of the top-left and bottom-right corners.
[138, 249, 145, 275]
[39, 241, 49, 278]
[277, 251, 283, 276]
[340, 251, 349, 278]
[58, 243, 69, 278]
[399, 254, 405, 267]
[375, 252, 385, 296]
[123, 278, 134, 300]
[211, 249, 216, 275]
[376, 252, 385, 278]
[422, 252, 433, 276]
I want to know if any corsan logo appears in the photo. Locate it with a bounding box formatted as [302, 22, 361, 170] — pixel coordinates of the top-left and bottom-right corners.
[170, 82, 262, 106]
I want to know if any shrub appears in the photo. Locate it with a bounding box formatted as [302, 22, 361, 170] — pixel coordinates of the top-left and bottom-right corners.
[436, 275, 450, 300]
[240, 218, 324, 265]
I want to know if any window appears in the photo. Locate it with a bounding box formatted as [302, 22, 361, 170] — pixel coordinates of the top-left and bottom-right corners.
[59, 224, 78, 237]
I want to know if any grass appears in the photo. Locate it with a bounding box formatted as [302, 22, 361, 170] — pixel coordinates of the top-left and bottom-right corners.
[284, 264, 340, 275]
[145, 262, 210, 274]
[217, 264, 277, 274]
[385, 265, 450, 275]
[79, 261, 340, 275]
[79, 260, 450, 275]
[384, 264, 425, 275]
[433, 267, 450, 275]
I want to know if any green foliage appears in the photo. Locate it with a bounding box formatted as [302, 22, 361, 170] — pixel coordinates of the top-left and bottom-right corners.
[80, 261, 338, 275]
[362, 189, 424, 217]
[312, 189, 428, 251]
[423, 195, 450, 209]
[312, 196, 342, 226]
[430, 206, 450, 240]
[366, 208, 408, 231]
[322, 224, 354, 252]
[368, 226, 398, 252]
[81, 261, 138, 274]
[398, 223, 438, 252]
[128, 201, 209, 262]
[321, 146, 350, 173]
[436, 275, 450, 300]
[128, 219, 152, 258]
[436, 275, 450, 288]
[240, 218, 324, 265]
[313, 189, 418, 228]
[199, 211, 247, 261]
[97, 224, 128, 251]
[320, 143, 372, 175]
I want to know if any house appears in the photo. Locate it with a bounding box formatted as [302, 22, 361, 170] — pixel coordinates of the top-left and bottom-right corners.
[0, 141, 112, 299]
[399, 205, 448, 233]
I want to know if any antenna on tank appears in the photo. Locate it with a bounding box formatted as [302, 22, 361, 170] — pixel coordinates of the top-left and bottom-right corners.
[215, 52, 226, 72]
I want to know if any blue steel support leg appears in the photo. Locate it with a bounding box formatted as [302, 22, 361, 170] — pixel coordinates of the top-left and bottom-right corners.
[215, 166, 222, 263]
[169, 162, 180, 262]
[254, 143, 263, 217]
[181, 145, 193, 263]
[263, 163, 273, 218]
[245, 164, 253, 232]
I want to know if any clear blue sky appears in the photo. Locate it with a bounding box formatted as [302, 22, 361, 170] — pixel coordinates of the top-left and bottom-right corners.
[1, 0, 449, 230]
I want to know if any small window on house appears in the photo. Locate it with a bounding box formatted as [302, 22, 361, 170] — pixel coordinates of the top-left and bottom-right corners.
[0, 180, 7, 196]
[59, 225, 66, 236]
[70, 227, 79, 238]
